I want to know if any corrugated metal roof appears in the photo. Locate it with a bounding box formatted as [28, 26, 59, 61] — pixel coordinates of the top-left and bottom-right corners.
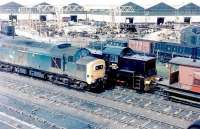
[119, 1, 200, 9]
[178, 3, 200, 10]
[63, 3, 84, 14]
[0, 2, 24, 13]
[120, 2, 144, 16]
[0, 2, 24, 9]
[169, 57, 200, 68]
[34, 2, 51, 7]
[68, 3, 81, 6]
[121, 2, 144, 10]
[178, 3, 200, 15]
[147, 2, 175, 10]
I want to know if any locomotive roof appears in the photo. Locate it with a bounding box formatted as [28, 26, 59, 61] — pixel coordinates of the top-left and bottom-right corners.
[103, 46, 132, 56]
[0, 35, 90, 58]
[50, 45, 90, 58]
[169, 57, 200, 68]
[76, 56, 97, 65]
[123, 54, 156, 61]
[87, 48, 103, 55]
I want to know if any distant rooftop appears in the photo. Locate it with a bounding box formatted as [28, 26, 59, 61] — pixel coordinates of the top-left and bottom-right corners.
[169, 57, 200, 68]
[0, 1, 24, 8]
[0, 1, 200, 15]
[34, 2, 50, 7]
[0, 1, 24, 13]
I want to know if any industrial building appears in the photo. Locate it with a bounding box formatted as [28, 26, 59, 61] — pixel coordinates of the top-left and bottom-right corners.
[0, 1, 200, 24]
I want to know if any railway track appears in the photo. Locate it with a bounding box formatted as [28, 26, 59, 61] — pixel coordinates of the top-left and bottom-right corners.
[97, 87, 200, 122]
[0, 102, 63, 129]
[0, 77, 182, 129]
[0, 111, 41, 129]
[0, 72, 197, 128]
[0, 93, 100, 129]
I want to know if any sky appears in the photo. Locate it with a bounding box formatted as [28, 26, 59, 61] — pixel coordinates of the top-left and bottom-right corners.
[0, 0, 200, 8]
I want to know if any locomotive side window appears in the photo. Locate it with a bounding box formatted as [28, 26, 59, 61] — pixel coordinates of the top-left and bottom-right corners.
[95, 65, 103, 70]
[68, 56, 73, 62]
[51, 57, 61, 69]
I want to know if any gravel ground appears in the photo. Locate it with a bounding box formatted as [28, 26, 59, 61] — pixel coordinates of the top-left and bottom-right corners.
[0, 71, 197, 129]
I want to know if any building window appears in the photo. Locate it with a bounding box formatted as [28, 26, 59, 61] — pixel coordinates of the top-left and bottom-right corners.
[51, 57, 61, 69]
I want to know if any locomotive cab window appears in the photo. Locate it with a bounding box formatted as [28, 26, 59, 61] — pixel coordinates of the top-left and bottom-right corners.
[51, 57, 61, 69]
[109, 55, 118, 63]
[95, 65, 103, 70]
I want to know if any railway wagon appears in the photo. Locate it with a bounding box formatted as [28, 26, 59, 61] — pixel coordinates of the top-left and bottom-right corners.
[128, 39, 200, 62]
[128, 39, 154, 55]
[153, 42, 196, 62]
[0, 37, 106, 90]
[159, 57, 200, 105]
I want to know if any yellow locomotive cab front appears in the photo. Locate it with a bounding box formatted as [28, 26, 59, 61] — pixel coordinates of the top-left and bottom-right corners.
[86, 59, 105, 85]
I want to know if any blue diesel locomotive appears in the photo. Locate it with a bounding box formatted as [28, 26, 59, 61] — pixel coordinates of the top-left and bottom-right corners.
[0, 36, 106, 90]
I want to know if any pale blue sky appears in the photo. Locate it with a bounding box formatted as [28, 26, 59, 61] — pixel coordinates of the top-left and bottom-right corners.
[0, 0, 200, 8]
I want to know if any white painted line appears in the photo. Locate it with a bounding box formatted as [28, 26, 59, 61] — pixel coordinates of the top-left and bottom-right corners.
[0, 119, 18, 129]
